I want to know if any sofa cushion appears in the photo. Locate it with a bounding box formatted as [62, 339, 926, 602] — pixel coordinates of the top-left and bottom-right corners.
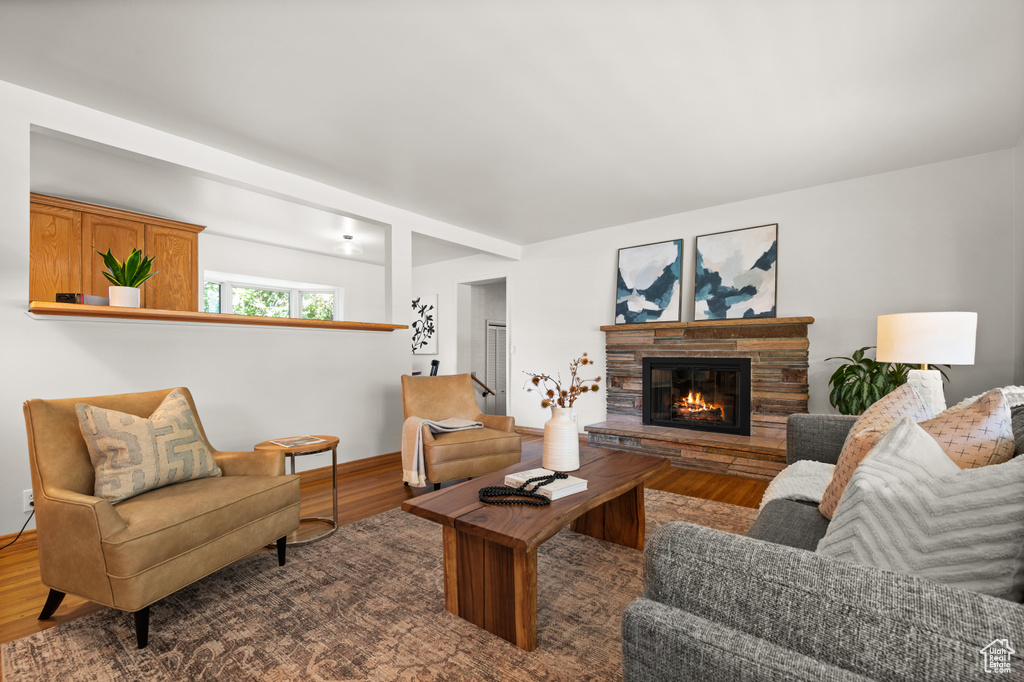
[77, 388, 221, 503]
[424, 426, 522, 463]
[747, 499, 830, 551]
[101, 474, 299, 579]
[817, 417, 1024, 601]
[819, 384, 934, 518]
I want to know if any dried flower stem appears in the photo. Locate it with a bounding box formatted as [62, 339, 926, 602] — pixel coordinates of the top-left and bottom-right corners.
[524, 353, 601, 409]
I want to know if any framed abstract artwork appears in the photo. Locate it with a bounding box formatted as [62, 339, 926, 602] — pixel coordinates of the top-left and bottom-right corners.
[615, 239, 683, 324]
[694, 223, 777, 320]
[411, 294, 438, 354]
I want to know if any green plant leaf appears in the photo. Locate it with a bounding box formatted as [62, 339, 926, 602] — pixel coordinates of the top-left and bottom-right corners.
[123, 249, 141, 286]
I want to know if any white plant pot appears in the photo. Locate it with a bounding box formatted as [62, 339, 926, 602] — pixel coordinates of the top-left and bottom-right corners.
[542, 406, 580, 472]
[108, 286, 140, 308]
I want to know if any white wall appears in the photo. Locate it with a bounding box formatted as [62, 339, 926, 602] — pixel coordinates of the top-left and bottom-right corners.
[414, 150, 1018, 433]
[1015, 134, 1024, 384]
[0, 82, 435, 535]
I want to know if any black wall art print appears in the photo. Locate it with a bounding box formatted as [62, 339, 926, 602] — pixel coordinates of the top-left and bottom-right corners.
[411, 294, 437, 354]
[694, 224, 777, 320]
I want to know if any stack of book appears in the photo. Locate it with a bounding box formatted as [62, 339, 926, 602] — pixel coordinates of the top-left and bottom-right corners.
[504, 468, 588, 500]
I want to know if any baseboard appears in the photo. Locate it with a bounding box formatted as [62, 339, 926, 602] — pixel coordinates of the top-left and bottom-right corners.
[297, 451, 402, 483]
[0, 526, 37, 549]
[515, 426, 588, 445]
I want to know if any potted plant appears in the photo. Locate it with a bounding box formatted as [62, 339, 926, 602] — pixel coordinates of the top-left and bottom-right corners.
[524, 353, 601, 471]
[826, 346, 946, 415]
[96, 247, 157, 308]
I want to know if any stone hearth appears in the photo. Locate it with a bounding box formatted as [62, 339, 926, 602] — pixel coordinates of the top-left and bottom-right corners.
[589, 316, 813, 480]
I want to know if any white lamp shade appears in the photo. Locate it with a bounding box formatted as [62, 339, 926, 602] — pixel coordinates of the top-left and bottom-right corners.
[876, 312, 977, 366]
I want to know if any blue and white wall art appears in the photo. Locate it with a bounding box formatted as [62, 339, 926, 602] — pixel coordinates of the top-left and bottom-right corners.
[694, 223, 777, 320]
[615, 239, 682, 324]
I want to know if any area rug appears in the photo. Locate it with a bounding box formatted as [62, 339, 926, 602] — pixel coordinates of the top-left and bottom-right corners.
[2, 491, 757, 681]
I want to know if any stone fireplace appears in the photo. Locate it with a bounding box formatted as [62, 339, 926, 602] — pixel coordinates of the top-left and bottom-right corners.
[585, 316, 813, 480]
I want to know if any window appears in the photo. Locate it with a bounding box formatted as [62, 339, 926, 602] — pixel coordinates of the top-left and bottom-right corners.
[204, 272, 342, 321]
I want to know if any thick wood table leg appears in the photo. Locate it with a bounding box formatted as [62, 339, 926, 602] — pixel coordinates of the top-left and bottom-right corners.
[441, 526, 538, 650]
[571, 483, 646, 550]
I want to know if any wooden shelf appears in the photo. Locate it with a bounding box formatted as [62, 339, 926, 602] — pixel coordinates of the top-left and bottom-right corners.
[28, 301, 408, 332]
[600, 316, 814, 332]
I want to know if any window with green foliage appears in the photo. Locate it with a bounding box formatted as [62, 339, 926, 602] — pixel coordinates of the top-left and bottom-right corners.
[203, 274, 341, 321]
[232, 287, 290, 318]
[203, 281, 220, 314]
[301, 292, 334, 320]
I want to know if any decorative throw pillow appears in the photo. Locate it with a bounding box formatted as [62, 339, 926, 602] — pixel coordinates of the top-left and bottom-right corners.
[819, 384, 934, 519]
[921, 388, 1015, 468]
[817, 417, 1024, 601]
[77, 388, 221, 504]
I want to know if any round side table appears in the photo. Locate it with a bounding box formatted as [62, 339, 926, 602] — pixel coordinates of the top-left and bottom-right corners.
[254, 435, 339, 545]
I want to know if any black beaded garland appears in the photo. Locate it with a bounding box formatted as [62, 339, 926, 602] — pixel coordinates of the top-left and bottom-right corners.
[478, 472, 569, 506]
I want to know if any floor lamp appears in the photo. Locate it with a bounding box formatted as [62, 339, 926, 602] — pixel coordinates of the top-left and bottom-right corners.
[875, 312, 978, 414]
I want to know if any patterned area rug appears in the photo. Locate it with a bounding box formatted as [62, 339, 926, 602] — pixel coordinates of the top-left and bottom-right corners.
[2, 490, 757, 681]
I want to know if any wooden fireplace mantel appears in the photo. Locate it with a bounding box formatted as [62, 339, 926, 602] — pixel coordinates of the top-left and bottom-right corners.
[599, 316, 814, 332]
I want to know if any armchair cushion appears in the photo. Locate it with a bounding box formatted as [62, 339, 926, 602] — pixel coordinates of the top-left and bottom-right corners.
[77, 388, 221, 503]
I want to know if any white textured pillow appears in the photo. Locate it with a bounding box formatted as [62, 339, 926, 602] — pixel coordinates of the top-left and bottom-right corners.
[817, 417, 1024, 601]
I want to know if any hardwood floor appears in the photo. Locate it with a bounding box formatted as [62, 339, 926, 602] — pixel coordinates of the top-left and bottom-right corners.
[0, 435, 767, 655]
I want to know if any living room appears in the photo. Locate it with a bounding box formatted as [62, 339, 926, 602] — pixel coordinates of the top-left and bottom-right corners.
[1, 2, 1023, 680]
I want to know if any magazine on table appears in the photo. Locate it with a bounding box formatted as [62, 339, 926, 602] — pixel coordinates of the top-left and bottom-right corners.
[504, 467, 588, 500]
[269, 435, 327, 447]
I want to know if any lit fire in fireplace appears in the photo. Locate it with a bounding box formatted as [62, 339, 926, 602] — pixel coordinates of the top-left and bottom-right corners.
[673, 390, 725, 422]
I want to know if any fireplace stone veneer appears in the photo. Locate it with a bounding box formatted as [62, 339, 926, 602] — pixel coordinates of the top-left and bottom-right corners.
[586, 317, 812, 480]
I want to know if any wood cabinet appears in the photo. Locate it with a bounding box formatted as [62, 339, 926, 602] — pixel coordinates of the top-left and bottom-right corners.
[29, 194, 204, 311]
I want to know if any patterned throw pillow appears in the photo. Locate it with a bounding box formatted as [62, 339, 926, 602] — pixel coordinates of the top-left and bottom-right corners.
[77, 388, 222, 504]
[819, 384, 934, 519]
[922, 388, 1015, 468]
[817, 417, 1024, 601]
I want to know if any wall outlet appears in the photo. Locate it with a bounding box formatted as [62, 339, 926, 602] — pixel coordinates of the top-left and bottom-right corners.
[23, 490, 33, 513]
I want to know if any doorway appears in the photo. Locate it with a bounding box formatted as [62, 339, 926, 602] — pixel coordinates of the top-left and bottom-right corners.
[456, 277, 508, 415]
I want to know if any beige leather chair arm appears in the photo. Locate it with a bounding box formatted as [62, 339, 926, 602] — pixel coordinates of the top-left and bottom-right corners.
[214, 450, 286, 477]
[42, 487, 127, 538]
[478, 414, 516, 432]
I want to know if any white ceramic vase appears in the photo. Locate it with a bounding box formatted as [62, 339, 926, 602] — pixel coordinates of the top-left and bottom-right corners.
[108, 286, 140, 308]
[542, 406, 580, 472]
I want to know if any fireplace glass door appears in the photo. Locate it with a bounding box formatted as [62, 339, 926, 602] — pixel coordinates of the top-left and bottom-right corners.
[643, 358, 751, 435]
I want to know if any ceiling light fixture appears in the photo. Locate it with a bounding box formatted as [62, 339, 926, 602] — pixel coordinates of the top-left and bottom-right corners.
[333, 234, 363, 256]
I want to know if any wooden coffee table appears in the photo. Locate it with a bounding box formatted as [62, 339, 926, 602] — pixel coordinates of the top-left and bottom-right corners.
[401, 446, 669, 650]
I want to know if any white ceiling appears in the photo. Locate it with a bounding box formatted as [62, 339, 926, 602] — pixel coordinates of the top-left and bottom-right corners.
[3, 1, 1024, 250]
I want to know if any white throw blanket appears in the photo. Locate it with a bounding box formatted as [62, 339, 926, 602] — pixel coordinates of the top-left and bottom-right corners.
[758, 460, 835, 510]
[401, 417, 483, 487]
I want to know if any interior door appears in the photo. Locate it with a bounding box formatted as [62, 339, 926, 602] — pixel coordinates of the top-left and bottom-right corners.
[485, 321, 507, 416]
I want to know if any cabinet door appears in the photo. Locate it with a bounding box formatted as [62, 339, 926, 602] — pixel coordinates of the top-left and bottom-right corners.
[29, 203, 82, 302]
[82, 213, 146, 304]
[144, 225, 199, 311]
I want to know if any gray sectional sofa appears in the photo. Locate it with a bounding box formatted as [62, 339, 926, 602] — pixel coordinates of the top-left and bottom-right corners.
[622, 411, 1024, 681]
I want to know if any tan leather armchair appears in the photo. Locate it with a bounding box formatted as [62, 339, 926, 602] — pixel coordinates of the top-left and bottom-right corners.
[401, 374, 522, 488]
[23, 387, 301, 648]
